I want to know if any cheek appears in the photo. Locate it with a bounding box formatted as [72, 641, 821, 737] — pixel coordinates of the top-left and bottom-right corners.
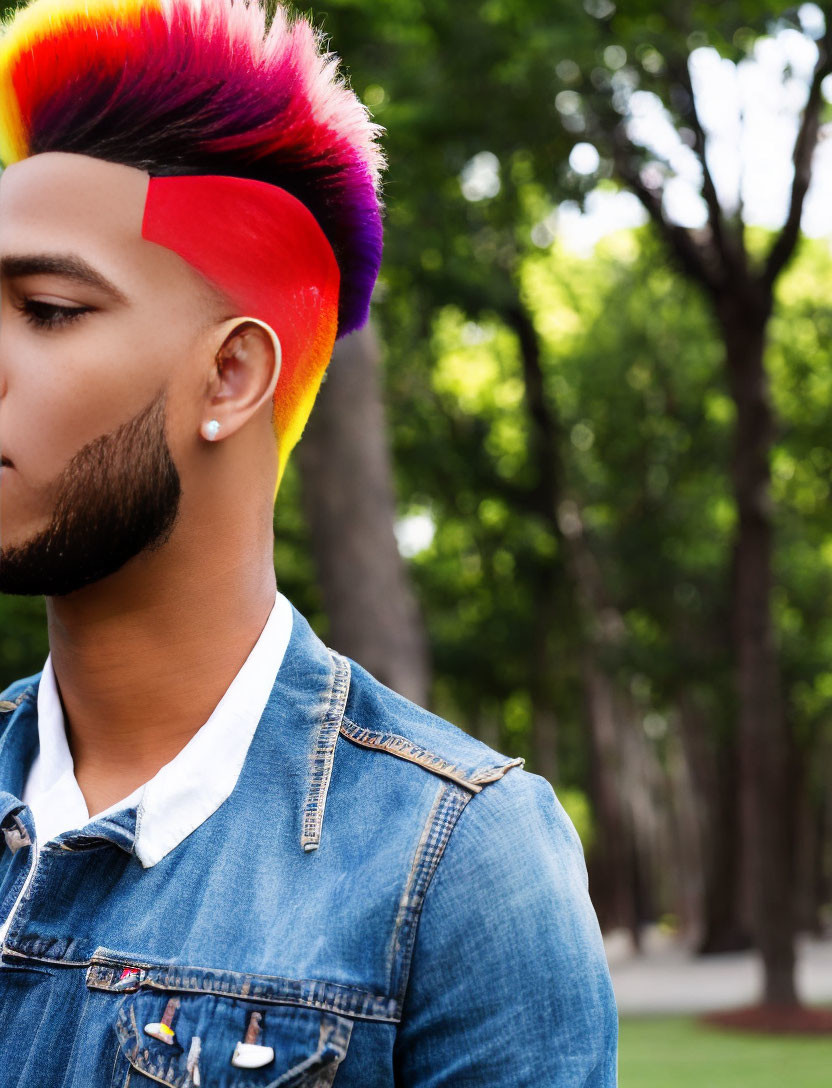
[3, 326, 168, 486]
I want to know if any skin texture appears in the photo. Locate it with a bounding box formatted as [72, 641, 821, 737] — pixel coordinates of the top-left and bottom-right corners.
[0, 151, 283, 817]
[0, 385, 181, 597]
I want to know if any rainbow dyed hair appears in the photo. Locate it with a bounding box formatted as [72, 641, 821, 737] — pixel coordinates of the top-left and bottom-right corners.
[0, 0, 385, 495]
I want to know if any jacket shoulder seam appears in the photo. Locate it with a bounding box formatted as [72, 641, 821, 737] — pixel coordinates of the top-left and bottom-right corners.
[391, 764, 540, 1016]
[388, 779, 473, 1013]
[339, 714, 524, 794]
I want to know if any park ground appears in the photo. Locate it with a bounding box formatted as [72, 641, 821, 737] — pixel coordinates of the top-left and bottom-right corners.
[609, 929, 832, 1086]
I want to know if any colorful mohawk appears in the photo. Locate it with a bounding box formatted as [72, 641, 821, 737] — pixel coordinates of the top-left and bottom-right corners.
[0, 0, 386, 495]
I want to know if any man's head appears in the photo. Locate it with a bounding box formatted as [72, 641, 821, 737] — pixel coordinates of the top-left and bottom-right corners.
[0, 151, 281, 595]
[0, 0, 384, 597]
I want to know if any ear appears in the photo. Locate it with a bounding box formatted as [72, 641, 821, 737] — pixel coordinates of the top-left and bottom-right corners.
[201, 317, 282, 441]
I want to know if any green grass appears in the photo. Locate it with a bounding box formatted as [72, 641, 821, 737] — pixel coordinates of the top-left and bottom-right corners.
[620, 1016, 832, 1088]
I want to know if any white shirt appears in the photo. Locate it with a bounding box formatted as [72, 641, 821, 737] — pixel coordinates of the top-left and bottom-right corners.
[0, 588, 293, 942]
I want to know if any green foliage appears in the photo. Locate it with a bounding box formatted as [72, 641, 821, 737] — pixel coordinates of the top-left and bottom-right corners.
[0, 594, 47, 691]
[272, 457, 328, 637]
[559, 785, 596, 853]
[375, 212, 832, 800]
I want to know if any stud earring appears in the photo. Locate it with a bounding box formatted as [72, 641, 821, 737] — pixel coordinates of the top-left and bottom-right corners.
[203, 419, 221, 441]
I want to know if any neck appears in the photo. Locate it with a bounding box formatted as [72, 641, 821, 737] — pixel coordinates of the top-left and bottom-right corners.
[44, 501, 278, 817]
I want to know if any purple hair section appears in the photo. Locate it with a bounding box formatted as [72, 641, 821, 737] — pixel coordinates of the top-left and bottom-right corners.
[337, 191, 385, 336]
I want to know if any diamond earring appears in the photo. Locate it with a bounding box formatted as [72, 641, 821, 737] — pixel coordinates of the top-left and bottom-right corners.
[203, 419, 221, 441]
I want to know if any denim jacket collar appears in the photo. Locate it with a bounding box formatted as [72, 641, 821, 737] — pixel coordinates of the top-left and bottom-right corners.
[0, 597, 526, 877]
[0, 597, 344, 866]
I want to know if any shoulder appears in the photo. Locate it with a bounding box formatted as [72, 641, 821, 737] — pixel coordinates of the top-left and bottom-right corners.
[338, 650, 584, 858]
[339, 653, 525, 795]
[336, 652, 591, 914]
[387, 703, 618, 1084]
[428, 758, 591, 907]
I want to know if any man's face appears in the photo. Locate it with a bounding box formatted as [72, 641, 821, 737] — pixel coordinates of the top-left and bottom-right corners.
[0, 152, 227, 596]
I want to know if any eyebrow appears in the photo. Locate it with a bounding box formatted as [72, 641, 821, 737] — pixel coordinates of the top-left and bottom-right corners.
[0, 253, 129, 304]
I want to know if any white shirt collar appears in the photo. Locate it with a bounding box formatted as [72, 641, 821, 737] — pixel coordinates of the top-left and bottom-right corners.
[25, 587, 293, 867]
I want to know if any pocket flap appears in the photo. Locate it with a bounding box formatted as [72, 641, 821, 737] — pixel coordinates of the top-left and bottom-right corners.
[114, 990, 353, 1087]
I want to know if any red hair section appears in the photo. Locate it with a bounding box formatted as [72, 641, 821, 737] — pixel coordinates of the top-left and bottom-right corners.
[143, 173, 340, 497]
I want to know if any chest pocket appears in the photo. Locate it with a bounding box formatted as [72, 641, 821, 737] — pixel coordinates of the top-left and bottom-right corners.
[112, 990, 353, 1088]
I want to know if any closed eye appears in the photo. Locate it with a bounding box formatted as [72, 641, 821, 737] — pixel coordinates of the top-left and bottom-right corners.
[14, 298, 94, 330]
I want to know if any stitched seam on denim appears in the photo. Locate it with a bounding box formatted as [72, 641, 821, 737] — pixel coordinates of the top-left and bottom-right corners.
[300, 649, 335, 848]
[468, 756, 526, 783]
[140, 982, 394, 1023]
[90, 953, 383, 995]
[86, 955, 399, 1021]
[339, 717, 484, 793]
[0, 820, 52, 950]
[264, 1011, 352, 1087]
[300, 651, 351, 852]
[110, 1034, 122, 1088]
[0, 864, 33, 947]
[303, 1017, 348, 1088]
[387, 781, 472, 1014]
[382, 781, 443, 994]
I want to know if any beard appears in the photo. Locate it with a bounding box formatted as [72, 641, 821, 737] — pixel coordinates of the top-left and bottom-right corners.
[0, 385, 181, 597]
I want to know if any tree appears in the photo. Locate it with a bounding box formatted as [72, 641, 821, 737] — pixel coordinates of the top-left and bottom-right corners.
[557, 0, 831, 1008]
[295, 323, 431, 705]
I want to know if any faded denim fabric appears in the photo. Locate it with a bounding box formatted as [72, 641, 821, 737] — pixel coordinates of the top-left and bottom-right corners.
[0, 601, 618, 1086]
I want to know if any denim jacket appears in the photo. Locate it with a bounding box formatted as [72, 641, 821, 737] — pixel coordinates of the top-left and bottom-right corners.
[0, 601, 618, 1087]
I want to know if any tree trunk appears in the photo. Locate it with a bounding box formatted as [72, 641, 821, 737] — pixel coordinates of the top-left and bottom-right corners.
[719, 295, 797, 1005]
[296, 321, 431, 707]
[676, 689, 750, 953]
[506, 303, 563, 784]
[580, 645, 639, 940]
[529, 574, 560, 784]
[663, 710, 705, 944]
[507, 300, 642, 936]
[792, 724, 827, 936]
[816, 743, 832, 933]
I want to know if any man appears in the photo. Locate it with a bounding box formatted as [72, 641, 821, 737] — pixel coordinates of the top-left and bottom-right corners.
[0, 0, 618, 1084]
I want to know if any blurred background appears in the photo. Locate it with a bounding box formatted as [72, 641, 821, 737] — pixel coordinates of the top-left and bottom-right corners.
[3, 0, 832, 1082]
